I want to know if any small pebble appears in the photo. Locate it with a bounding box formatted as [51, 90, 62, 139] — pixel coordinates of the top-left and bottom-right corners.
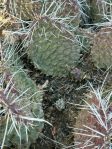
[55, 98, 65, 111]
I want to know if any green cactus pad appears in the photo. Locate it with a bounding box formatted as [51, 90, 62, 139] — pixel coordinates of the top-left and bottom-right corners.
[4, 0, 41, 20]
[0, 44, 44, 148]
[27, 22, 81, 76]
[91, 28, 112, 69]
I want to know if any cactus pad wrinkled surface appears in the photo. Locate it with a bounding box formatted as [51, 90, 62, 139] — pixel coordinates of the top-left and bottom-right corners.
[91, 28, 112, 69]
[27, 22, 81, 76]
[5, 0, 42, 20]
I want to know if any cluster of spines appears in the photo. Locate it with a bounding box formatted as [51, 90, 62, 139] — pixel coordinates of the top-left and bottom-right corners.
[74, 83, 112, 148]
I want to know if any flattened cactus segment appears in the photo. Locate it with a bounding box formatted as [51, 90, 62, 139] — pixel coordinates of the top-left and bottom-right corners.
[27, 22, 81, 76]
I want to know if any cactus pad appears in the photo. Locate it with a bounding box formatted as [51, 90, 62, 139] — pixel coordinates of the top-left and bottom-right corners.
[91, 28, 112, 69]
[0, 44, 44, 148]
[27, 22, 81, 76]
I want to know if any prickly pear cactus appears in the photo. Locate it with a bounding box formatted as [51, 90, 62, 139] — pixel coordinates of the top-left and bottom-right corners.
[5, 0, 81, 26]
[27, 22, 81, 76]
[10, 70, 43, 148]
[4, 0, 41, 20]
[87, 0, 103, 23]
[79, 0, 101, 26]
[74, 89, 112, 148]
[91, 28, 112, 69]
[80, 0, 112, 26]
[0, 44, 45, 148]
[0, 71, 44, 148]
